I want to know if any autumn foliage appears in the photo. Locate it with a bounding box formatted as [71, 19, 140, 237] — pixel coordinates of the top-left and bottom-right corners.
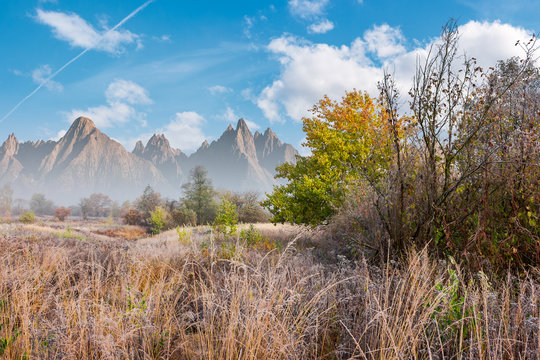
[264, 22, 539, 271]
[54, 207, 71, 222]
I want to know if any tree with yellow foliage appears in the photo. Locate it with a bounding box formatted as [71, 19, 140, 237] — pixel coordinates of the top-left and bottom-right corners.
[262, 90, 399, 226]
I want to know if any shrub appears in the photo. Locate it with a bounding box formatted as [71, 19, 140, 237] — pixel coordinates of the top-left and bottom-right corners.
[239, 224, 265, 247]
[123, 209, 142, 225]
[54, 207, 71, 221]
[149, 207, 168, 235]
[213, 199, 238, 236]
[176, 226, 192, 244]
[171, 206, 197, 227]
[19, 211, 36, 224]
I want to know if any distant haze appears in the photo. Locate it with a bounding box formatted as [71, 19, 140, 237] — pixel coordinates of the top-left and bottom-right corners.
[0, 117, 297, 205]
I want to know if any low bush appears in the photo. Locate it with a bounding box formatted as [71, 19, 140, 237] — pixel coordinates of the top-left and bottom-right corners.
[171, 206, 197, 227]
[123, 209, 142, 226]
[54, 207, 71, 222]
[239, 224, 265, 247]
[19, 211, 35, 224]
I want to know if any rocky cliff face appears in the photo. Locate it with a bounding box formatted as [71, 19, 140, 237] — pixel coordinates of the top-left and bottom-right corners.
[134, 134, 186, 187]
[254, 128, 298, 176]
[0, 116, 298, 203]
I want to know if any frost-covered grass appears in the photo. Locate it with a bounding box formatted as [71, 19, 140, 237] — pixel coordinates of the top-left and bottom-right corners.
[0, 221, 537, 359]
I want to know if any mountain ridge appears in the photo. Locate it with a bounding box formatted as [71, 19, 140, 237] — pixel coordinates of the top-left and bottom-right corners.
[0, 117, 298, 203]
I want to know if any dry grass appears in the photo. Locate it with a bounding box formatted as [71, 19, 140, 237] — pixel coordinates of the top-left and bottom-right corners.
[94, 226, 148, 240]
[0, 222, 538, 359]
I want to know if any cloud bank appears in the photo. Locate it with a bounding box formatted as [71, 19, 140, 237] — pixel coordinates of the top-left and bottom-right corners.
[257, 20, 533, 123]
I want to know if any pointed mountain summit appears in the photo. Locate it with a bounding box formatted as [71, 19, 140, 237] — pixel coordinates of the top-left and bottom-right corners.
[255, 127, 298, 176]
[0, 134, 23, 183]
[136, 134, 185, 186]
[1, 133, 19, 157]
[36, 117, 165, 202]
[132, 140, 144, 156]
[188, 118, 273, 191]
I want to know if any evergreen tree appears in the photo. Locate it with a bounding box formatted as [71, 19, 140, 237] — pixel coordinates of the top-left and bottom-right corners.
[182, 166, 217, 225]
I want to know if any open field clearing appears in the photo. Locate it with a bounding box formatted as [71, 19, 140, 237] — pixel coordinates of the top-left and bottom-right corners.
[0, 219, 537, 359]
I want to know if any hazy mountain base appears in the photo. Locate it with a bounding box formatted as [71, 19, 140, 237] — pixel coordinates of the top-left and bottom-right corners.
[0, 219, 537, 359]
[0, 117, 297, 204]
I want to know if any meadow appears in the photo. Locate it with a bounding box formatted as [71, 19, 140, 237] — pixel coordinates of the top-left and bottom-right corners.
[0, 217, 537, 359]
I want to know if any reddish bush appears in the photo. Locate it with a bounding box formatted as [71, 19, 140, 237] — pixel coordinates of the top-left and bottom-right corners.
[54, 207, 72, 222]
[123, 208, 142, 225]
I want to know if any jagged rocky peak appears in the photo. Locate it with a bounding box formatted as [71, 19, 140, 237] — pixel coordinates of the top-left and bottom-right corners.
[132, 140, 144, 156]
[236, 118, 250, 132]
[264, 127, 280, 143]
[1, 133, 19, 156]
[146, 134, 171, 150]
[199, 140, 210, 150]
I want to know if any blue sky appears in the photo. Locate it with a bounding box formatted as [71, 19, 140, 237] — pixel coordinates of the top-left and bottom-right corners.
[0, 0, 537, 154]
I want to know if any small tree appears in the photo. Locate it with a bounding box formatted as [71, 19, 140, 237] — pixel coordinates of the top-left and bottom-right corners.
[79, 193, 112, 218]
[136, 185, 162, 219]
[54, 207, 71, 221]
[182, 166, 217, 225]
[149, 206, 168, 234]
[221, 191, 268, 223]
[213, 199, 238, 236]
[30, 193, 54, 215]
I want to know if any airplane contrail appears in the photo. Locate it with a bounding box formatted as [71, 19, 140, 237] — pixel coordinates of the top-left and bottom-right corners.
[0, 0, 156, 123]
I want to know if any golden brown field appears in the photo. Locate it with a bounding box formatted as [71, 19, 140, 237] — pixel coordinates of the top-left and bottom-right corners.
[0, 218, 538, 359]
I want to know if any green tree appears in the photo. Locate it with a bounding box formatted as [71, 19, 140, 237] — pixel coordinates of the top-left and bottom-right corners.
[182, 166, 217, 225]
[149, 206, 168, 234]
[262, 90, 396, 226]
[136, 185, 162, 218]
[213, 199, 238, 236]
[30, 193, 54, 216]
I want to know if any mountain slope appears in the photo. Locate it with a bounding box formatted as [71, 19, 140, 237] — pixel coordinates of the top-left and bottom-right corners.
[37, 117, 166, 201]
[254, 128, 298, 176]
[187, 119, 273, 191]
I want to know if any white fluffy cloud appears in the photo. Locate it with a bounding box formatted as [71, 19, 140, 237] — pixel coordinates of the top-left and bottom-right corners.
[65, 79, 151, 128]
[105, 79, 152, 105]
[363, 24, 406, 58]
[162, 112, 208, 152]
[257, 35, 381, 122]
[257, 20, 533, 123]
[31, 65, 63, 92]
[308, 19, 334, 34]
[288, 0, 335, 34]
[288, 0, 329, 19]
[35, 9, 140, 54]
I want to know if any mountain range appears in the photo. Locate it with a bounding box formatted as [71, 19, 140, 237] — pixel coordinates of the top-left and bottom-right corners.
[0, 117, 298, 203]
